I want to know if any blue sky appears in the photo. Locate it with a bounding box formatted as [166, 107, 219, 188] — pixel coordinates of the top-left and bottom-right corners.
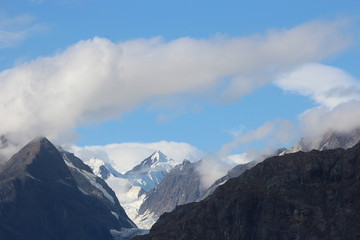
[1, 0, 360, 158]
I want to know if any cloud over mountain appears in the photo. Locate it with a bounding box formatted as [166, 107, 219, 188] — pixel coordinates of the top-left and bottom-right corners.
[66, 141, 204, 173]
[0, 19, 351, 158]
[276, 62, 360, 145]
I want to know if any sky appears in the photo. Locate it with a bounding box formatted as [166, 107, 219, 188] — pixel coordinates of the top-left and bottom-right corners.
[1, 0, 360, 173]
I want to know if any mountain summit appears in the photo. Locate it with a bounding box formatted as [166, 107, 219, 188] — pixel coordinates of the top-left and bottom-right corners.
[125, 150, 175, 192]
[0, 137, 75, 184]
[126, 150, 173, 175]
[0, 137, 134, 240]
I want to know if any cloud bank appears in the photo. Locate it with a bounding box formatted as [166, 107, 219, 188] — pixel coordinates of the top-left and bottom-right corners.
[0, 19, 351, 159]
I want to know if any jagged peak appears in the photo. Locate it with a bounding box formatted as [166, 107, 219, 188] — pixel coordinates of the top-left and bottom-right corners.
[125, 150, 174, 177]
[181, 159, 191, 165]
[149, 150, 167, 163]
[137, 150, 171, 168]
[0, 136, 75, 184]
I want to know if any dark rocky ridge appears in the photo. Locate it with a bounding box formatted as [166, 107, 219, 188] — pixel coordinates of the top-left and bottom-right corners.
[0, 137, 134, 240]
[135, 143, 360, 240]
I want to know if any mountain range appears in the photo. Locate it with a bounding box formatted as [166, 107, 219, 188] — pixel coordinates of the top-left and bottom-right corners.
[2, 129, 359, 239]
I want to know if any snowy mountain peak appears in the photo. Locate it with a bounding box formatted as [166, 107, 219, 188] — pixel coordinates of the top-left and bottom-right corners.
[149, 150, 167, 163]
[86, 157, 124, 180]
[125, 151, 176, 192]
[126, 151, 174, 176]
[87, 157, 106, 169]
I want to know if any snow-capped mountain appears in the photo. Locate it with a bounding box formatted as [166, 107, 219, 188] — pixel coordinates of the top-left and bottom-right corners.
[86, 157, 124, 179]
[124, 150, 176, 192]
[85, 150, 176, 229]
[86, 150, 176, 193]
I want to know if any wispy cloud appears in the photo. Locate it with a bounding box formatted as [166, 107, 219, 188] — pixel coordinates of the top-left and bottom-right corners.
[0, 19, 351, 159]
[0, 13, 45, 48]
[196, 119, 300, 189]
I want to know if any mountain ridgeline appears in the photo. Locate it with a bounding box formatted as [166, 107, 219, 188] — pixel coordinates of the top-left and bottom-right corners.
[135, 142, 360, 240]
[0, 137, 135, 240]
[282, 129, 360, 154]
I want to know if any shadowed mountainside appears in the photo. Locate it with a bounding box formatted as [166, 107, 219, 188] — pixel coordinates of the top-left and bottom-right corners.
[0, 137, 134, 240]
[135, 143, 360, 240]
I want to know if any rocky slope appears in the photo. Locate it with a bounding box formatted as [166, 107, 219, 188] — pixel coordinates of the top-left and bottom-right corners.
[137, 160, 202, 227]
[60, 150, 135, 229]
[135, 143, 360, 240]
[0, 137, 134, 240]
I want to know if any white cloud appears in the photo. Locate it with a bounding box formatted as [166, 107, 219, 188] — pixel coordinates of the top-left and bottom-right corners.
[0, 19, 351, 159]
[65, 141, 204, 173]
[225, 153, 251, 165]
[218, 119, 299, 156]
[300, 101, 360, 142]
[276, 63, 360, 108]
[196, 119, 299, 189]
[196, 157, 232, 190]
[275, 62, 360, 145]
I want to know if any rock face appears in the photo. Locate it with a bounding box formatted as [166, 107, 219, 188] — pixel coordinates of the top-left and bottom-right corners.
[0, 137, 134, 240]
[135, 143, 360, 240]
[138, 160, 202, 220]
